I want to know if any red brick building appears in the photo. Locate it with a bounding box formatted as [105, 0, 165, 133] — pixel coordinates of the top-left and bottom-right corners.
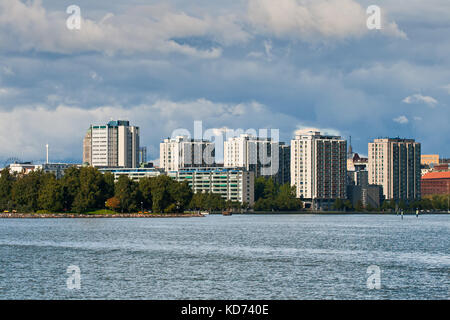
[421, 171, 450, 196]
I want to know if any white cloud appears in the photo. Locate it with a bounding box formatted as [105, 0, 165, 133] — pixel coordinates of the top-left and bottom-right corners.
[0, 0, 247, 57]
[402, 94, 438, 107]
[247, 0, 406, 40]
[0, 99, 301, 161]
[441, 84, 450, 94]
[294, 126, 341, 136]
[393, 115, 409, 124]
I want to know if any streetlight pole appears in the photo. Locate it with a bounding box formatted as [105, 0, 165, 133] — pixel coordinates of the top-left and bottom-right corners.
[141, 202, 143, 213]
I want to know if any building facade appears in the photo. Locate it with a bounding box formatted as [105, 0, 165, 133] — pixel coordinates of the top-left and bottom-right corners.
[421, 171, 450, 197]
[421, 154, 439, 166]
[160, 136, 215, 171]
[291, 131, 347, 209]
[368, 138, 421, 201]
[84, 120, 140, 168]
[224, 134, 289, 184]
[99, 167, 163, 182]
[168, 167, 254, 205]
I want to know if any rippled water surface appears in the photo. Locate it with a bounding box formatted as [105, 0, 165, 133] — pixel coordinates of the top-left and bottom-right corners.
[0, 214, 448, 299]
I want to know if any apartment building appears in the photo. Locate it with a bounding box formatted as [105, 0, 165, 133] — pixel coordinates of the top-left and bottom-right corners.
[83, 120, 140, 168]
[291, 131, 347, 209]
[168, 167, 254, 205]
[160, 136, 215, 171]
[368, 138, 421, 200]
[224, 134, 290, 184]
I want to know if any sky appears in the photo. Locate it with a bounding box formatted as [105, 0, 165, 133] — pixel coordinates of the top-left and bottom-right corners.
[0, 0, 449, 164]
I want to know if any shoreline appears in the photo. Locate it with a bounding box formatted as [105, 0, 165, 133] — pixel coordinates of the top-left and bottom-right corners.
[0, 212, 204, 219]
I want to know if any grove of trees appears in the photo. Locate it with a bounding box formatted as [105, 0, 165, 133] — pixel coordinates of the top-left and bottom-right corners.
[253, 177, 303, 211]
[0, 167, 243, 213]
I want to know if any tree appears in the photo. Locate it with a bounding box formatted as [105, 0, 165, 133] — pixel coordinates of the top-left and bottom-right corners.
[60, 166, 81, 211]
[332, 198, 344, 211]
[168, 181, 193, 212]
[343, 200, 353, 211]
[139, 177, 154, 211]
[115, 175, 140, 213]
[150, 175, 174, 213]
[105, 197, 120, 212]
[72, 167, 108, 213]
[355, 200, 364, 212]
[38, 174, 64, 212]
[276, 184, 302, 211]
[11, 170, 44, 212]
[0, 168, 15, 211]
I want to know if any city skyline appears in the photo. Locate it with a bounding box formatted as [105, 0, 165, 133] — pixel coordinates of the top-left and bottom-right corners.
[1, 0, 450, 164]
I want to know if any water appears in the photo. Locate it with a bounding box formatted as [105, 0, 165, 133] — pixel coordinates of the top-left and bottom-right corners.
[0, 214, 448, 299]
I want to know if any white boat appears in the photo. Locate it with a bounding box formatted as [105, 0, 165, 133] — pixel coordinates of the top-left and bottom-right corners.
[200, 211, 210, 216]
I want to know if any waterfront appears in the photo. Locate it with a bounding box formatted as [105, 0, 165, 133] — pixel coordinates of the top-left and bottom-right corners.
[0, 214, 448, 299]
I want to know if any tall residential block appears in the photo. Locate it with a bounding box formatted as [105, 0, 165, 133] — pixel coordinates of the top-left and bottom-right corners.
[368, 138, 421, 200]
[160, 136, 215, 171]
[224, 134, 289, 183]
[291, 131, 347, 208]
[83, 120, 140, 168]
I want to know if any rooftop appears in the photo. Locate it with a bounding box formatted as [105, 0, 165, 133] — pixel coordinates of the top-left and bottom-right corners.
[422, 171, 450, 180]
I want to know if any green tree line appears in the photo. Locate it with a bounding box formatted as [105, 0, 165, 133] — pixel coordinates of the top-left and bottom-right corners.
[0, 167, 243, 213]
[253, 177, 303, 211]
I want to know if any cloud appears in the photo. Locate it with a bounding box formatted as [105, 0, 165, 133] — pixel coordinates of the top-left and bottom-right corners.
[0, 0, 247, 57]
[0, 99, 302, 162]
[393, 115, 409, 124]
[402, 94, 438, 107]
[442, 84, 450, 94]
[294, 126, 341, 137]
[247, 0, 406, 41]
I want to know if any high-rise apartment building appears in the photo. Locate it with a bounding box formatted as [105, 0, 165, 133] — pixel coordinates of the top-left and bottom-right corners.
[160, 136, 215, 171]
[224, 134, 289, 183]
[291, 131, 347, 208]
[368, 138, 421, 200]
[277, 144, 291, 185]
[83, 120, 140, 168]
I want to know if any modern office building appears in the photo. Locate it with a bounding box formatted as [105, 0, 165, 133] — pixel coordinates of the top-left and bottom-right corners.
[168, 167, 254, 205]
[368, 138, 421, 201]
[99, 167, 163, 182]
[83, 120, 140, 168]
[224, 134, 288, 183]
[160, 136, 215, 171]
[291, 131, 347, 209]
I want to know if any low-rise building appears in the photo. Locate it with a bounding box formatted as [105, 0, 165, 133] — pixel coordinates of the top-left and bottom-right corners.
[99, 167, 164, 182]
[347, 185, 383, 209]
[168, 167, 254, 205]
[421, 154, 439, 166]
[421, 171, 450, 196]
